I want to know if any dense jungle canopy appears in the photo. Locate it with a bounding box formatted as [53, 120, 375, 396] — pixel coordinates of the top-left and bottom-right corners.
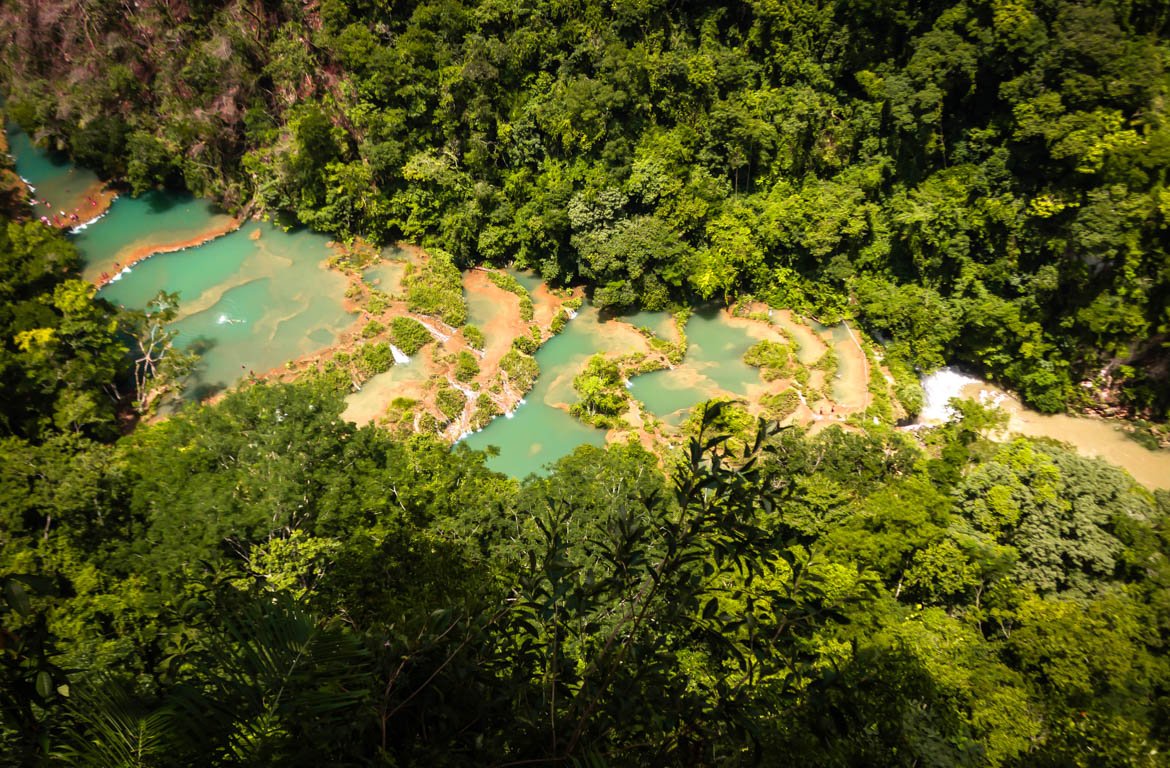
[2, 0, 1168, 414]
[2, 0, 1170, 766]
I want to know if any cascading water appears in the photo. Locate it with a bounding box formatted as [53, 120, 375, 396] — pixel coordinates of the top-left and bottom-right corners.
[917, 367, 982, 425]
[914, 367, 1170, 490]
[390, 345, 411, 365]
[415, 318, 452, 343]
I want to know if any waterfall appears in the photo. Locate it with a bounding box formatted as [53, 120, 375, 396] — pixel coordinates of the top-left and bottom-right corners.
[918, 367, 982, 425]
[390, 345, 411, 365]
[504, 396, 527, 419]
[415, 318, 452, 343]
[451, 381, 478, 401]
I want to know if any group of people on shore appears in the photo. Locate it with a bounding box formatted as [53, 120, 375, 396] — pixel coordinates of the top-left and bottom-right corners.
[97, 262, 122, 284]
[31, 194, 98, 227]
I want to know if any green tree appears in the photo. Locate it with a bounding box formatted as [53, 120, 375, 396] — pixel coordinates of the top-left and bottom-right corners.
[122, 291, 197, 415]
[454, 350, 479, 382]
[569, 354, 628, 426]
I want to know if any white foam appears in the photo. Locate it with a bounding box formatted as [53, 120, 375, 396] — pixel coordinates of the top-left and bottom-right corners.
[415, 318, 452, 342]
[918, 367, 982, 425]
[504, 396, 528, 419]
[68, 200, 116, 233]
[452, 381, 477, 399]
[390, 345, 411, 365]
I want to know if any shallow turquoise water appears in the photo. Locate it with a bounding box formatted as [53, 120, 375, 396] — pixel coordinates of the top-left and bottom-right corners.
[628, 310, 763, 424]
[808, 321, 867, 407]
[342, 359, 429, 424]
[506, 267, 545, 295]
[685, 309, 763, 394]
[73, 190, 233, 282]
[6, 124, 103, 218]
[617, 309, 676, 340]
[100, 221, 354, 397]
[7, 121, 356, 403]
[829, 323, 868, 408]
[463, 306, 620, 477]
[468, 302, 773, 475]
[364, 262, 405, 292]
[5, 128, 775, 474]
[466, 277, 508, 330]
[363, 247, 409, 295]
[99, 229, 252, 309]
[628, 369, 709, 426]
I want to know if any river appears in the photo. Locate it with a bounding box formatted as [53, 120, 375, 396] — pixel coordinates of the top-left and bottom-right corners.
[920, 368, 1170, 491]
[5, 123, 108, 222]
[9, 121, 355, 400]
[98, 220, 354, 398]
[464, 303, 875, 475]
[10, 125, 1166, 485]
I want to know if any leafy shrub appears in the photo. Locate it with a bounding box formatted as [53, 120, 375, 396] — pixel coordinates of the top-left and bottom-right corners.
[570, 354, 629, 427]
[306, 363, 353, 394]
[390, 316, 432, 355]
[404, 248, 467, 326]
[760, 389, 801, 420]
[463, 324, 485, 349]
[500, 349, 540, 392]
[382, 396, 418, 435]
[455, 350, 480, 382]
[512, 325, 541, 354]
[417, 411, 439, 434]
[645, 333, 685, 365]
[859, 340, 895, 423]
[886, 352, 924, 417]
[681, 399, 755, 452]
[744, 340, 794, 381]
[361, 319, 385, 339]
[366, 289, 391, 314]
[814, 346, 838, 377]
[470, 396, 502, 430]
[356, 342, 394, 377]
[435, 384, 466, 423]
